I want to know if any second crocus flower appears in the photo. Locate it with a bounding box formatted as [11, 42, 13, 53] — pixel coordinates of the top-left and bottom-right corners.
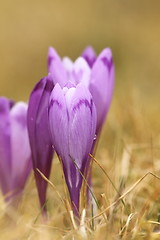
[27, 76, 54, 212]
[48, 46, 115, 136]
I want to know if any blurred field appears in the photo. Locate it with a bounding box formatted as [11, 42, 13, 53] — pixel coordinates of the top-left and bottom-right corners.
[0, 0, 160, 239]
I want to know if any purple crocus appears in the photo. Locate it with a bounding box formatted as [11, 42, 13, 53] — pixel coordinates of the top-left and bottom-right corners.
[0, 97, 31, 201]
[27, 76, 54, 211]
[48, 83, 97, 216]
[48, 46, 114, 136]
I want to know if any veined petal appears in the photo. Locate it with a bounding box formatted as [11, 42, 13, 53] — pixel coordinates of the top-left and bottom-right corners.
[49, 83, 69, 161]
[65, 84, 96, 214]
[27, 76, 54, 208]
[81, 46, 97, 68]
[10, 102, 31, 191]
[0, 97, 12, 195]
[68, 84, 96, 167]
[68, 83, 96, 174]
[48, 47, 61, 70]
[62, 57, 74, 73]
[72, 57, 91, 87]
[90, 48, 115, 134]
[48, 47, 67, 87]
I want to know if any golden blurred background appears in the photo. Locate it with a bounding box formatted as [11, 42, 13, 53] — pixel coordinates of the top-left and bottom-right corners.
[0, 0, 160, 139]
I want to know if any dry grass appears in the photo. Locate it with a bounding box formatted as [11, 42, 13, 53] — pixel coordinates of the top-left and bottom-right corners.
[0, 96, 160, 240]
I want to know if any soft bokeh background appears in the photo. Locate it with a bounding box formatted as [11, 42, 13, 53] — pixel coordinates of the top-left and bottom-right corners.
[1, 0, 160, 102]
[1, 3, 160, 109]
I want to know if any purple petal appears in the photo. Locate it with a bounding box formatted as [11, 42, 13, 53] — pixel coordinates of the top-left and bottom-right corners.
[48, 47, 61, 69]
[49, 84, 73, 207]
[63, 57, 91, 88]
[67, 84, 96, 211]
[10, 102, 32, 192]
[90, 48, 115, 134]
[62, 57, 74, 73]
[49, 83, 69, 161]
[72, 57, 91, 87]
[27, 76, 54, 209]
[0, 97, 12, 195]
[81, 46, 97, 68]
[48, 47, 67, 87]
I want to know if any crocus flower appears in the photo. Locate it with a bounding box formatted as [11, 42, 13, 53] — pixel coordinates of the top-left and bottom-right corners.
[49, 83, 97, 216]
[48, 46, 114, 136]
[0, 97, 31, 201]
[27, 76, 54, 211]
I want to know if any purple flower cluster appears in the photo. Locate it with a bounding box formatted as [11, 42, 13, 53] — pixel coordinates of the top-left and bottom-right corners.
[0, 46, 114, 217]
